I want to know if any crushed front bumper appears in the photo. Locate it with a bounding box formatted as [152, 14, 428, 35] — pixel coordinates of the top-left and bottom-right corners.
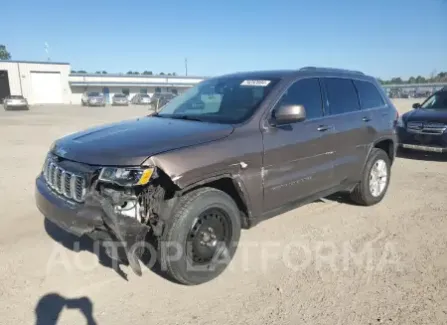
[35, 174, 149, 275]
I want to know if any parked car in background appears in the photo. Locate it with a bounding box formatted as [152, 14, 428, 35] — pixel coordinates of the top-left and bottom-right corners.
[388, 88, 402, 98]
[131, 94, 151, 105]
[36, 67, 398, 285]
[400, 91, 411, 98]
[150, 92, 176, 111]
[81, 92, 106, 107]
[112, 93, 129, 106]
[397, 88, 447, 153]
[414, 90, 431, 98]
[3, 95, 29, 110]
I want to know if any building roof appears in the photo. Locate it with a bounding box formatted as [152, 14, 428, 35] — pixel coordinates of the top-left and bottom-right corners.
[0, 60, 70, 65]
[69, 73, 207, 79]
[69, 81, 196, 88]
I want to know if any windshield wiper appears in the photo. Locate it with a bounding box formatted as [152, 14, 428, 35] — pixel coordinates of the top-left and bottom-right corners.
[169, 115, 203, 122]
[148, 113, 204, 122]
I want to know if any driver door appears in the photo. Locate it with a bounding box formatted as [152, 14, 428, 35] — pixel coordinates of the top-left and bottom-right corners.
[262, 77, 336, 212]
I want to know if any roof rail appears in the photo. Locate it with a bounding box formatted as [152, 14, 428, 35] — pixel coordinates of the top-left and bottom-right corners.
[299, 66, 365, 76]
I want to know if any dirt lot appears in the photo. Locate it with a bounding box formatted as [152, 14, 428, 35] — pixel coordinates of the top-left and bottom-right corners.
[0, 100, 446, 325]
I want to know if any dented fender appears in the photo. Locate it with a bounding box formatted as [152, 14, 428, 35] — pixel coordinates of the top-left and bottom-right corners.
[147, 155, 255, 221]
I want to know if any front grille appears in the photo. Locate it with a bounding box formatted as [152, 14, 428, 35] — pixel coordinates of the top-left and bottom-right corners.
[407, 121, 446, 135]
[43, 157, 87, 202]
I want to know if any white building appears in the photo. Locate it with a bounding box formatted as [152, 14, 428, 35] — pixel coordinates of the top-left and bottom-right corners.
[0, 60, 205, 105]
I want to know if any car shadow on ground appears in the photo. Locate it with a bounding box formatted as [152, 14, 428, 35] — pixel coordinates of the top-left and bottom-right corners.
[44, 218, 129, 280]
[44, 218, 175, 283]
[321, 192, 354, 205]
[396, 149, 447, 162]
[35, 293, 97, 325]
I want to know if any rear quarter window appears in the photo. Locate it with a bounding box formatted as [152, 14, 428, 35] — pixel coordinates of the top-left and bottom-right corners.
[354, 80, 385, 109]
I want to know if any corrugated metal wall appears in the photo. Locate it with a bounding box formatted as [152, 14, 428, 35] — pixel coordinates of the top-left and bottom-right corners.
[0, 62, 71, 104]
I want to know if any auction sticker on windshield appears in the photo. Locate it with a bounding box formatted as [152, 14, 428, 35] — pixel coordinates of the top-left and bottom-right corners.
[240, 80, 271, 87]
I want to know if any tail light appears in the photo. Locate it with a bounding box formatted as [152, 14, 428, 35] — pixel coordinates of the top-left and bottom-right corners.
[393, 108, 400, 128]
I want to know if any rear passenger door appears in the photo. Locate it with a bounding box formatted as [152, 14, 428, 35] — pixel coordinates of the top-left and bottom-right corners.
[321, 77, 371, 184]
[353, 79, 388, 135]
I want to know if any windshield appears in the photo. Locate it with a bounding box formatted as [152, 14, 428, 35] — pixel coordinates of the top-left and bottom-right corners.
[88, 92, 101, 96]
[114, 94, 126, 98]
[156, 76, 279, 124]
[141, 94, 150, 98]
[8, 95, 24, 99]
[421, 91, 447, 109]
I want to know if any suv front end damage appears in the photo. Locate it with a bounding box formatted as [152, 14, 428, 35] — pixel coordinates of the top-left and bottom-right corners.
[35, 155, 178, 276]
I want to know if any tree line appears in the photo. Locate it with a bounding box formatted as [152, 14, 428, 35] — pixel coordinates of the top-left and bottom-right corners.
[378, 72, 447, 85]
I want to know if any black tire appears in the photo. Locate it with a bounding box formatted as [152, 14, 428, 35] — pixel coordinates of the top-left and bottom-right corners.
[350, 148, 391, 206]
[159, 187, 241, 285]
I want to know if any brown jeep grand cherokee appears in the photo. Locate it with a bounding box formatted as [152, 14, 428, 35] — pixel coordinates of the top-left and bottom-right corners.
[35, 67, 398, 285]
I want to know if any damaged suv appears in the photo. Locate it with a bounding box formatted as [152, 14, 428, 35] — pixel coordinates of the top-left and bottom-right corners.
[35, 67, 398, 285]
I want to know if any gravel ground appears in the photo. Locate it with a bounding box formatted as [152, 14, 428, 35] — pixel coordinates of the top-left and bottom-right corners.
[0, 100, 446, 325]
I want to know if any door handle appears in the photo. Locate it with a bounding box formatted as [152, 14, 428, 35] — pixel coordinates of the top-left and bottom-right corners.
[362, 117, 371, 122]
[317, 125, 331, 132]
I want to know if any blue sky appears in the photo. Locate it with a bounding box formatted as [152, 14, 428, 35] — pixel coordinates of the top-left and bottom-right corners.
[2, 0, 446, 79]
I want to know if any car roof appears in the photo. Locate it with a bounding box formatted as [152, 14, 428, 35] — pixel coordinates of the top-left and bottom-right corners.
[217, 70, 297, 79]
[214, 67, 374, 82]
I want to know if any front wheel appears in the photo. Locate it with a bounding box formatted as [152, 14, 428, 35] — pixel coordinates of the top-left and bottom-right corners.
[159, 187, 241, 285]
[350, 148, 391, 206]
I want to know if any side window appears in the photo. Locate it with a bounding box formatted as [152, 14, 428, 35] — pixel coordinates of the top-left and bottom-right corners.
[277, 78, 323, 120]
[324, 78, 360, 115]
[353, 80, 385, 109]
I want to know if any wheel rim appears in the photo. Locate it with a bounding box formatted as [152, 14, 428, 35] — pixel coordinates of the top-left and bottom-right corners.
[187, 208, 232, 265]
[369, 159, 388, 197]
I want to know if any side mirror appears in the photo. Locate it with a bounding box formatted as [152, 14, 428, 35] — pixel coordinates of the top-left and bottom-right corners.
[273, 104, 306, 125]
[412, 103, 421, 109]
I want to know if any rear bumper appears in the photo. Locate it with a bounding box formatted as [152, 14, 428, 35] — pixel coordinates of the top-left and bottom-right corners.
[5, 104, 28, 110]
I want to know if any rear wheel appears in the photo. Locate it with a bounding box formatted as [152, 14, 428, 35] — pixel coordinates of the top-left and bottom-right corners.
[350, 148, 391, 206]
[159, 187, 241, 285]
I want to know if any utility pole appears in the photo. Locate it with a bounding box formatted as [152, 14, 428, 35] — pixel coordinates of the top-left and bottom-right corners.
[184, 58, 188, 76]
[44, 42, 50, 61]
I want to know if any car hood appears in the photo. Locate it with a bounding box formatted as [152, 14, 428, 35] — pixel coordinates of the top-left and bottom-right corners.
[52, 117, 234, 166]
[403, 109, 447, 124]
